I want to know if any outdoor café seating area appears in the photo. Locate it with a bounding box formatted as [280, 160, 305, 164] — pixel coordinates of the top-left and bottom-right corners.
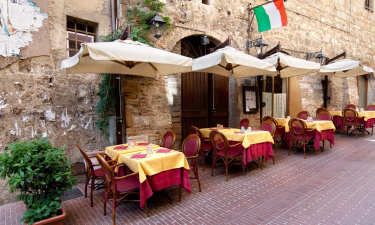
[69, 104, 375, 225]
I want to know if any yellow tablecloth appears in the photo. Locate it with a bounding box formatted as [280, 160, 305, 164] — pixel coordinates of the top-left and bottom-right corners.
[199, 128, 274, 149]
[329, 110, 375, 121]
[119, 148, 190, 183]
[199, 128, 239, 138]
[105, 142, 160, 162]
[276, 119, 336, 133]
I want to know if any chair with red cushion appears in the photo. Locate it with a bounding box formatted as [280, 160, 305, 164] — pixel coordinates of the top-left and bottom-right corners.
[262, 116, 284, 152]
[259, 120, 276, 168]
[316, 107, 329, 118]
[96, 154, 149, 225]
[365, 105, 375, 111]
[239, 118, 251, 129]
[161, 130, 176, 149]
[288, 119, 316, 159]
[210, 131, 245, 181]
[180, 134, 202, 198]
[345, 104, 356, 109]
[297, 111, 311, 120]
[342, 108, 364, 139]
[317, 112, 332, 121]
[190, 126, 213, 171]
[77, 144, 116, 207]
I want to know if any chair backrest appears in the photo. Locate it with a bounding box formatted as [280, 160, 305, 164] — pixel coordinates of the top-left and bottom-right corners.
[296, 111, 310, 120]
[365, 105, 375, 111]
[263, 116, 278, 126]
[317, 112, 332, 121]
[210, 131, 228, 155]
[239, 118, 251, 129]
[259, 120, 276, 137]
[77, 144, 94, 173]
[343, 108, 358, 124]
[345, 104, 356, 109]
[316, 107, 328, 118]
[288, 118, 307, 137]
[161, 130, 176, 149]
[96, 154, 115, 188]
[181, 134, 201, 158]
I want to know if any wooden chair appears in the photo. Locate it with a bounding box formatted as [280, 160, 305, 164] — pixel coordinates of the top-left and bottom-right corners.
[342, 108, 364, 139]
[189, 126, 213, 171]
[210, 131, 245, 181]
[317, 112, 332, 121]
[239, 118, 251, 129]
[96, 154, 149, 225]
[180, 134, 202, 197]
[161, 130, 176, 149]
[288, 119, 316, 159]
[315, 107, 329, 118]
[262, 116, 284, 152]
[259, 120, 276, 168]
[345, 104, 356, 109]
[296, 111, 311, 120]
[77, 144, 116, 207]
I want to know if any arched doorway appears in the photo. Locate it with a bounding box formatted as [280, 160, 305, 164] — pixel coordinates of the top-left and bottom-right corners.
[180, 36, 229, 139]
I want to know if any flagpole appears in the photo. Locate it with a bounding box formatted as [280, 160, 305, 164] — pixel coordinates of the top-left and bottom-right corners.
[249, 0, 278, 10]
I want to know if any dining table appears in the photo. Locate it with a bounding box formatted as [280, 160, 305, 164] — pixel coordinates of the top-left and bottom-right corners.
[199, 127, 275, 166]
[105, 142, 191, 209]
[276, 118, 336, 150]
[329, 110, 375, 132]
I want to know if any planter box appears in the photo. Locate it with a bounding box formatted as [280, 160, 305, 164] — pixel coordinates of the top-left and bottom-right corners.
[32, 206, 66, 225]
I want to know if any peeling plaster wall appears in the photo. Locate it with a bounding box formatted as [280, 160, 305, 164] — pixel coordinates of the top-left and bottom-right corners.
[0, 0, 112, 205]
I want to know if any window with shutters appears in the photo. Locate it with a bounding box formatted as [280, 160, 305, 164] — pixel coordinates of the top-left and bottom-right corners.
[66, 16, 97, 57]
[365, 0, 373, 12]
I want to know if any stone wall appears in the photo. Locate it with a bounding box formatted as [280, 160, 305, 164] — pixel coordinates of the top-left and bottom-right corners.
[0, 0, 113, 205]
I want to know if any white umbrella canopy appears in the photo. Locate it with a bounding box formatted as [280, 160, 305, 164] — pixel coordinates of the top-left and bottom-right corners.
[192, 46, 277, 78]
[60, 39, 193, 78]
[263, 52, 321, 78]
[319, 59, 374, 77]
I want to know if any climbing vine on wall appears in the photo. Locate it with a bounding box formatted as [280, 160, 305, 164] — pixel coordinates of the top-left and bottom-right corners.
[95, 0, 172, 139]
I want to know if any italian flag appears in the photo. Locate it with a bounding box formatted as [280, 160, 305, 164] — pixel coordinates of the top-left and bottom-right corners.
[253, 0, 287, 32]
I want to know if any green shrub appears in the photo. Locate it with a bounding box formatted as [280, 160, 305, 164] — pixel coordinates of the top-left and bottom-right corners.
[0, 136, 77, 224]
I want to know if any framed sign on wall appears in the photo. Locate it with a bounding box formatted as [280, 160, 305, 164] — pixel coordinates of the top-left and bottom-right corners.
[242, 86, 259, 114]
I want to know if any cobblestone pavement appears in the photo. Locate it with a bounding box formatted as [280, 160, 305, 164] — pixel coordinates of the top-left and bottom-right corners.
[1, 133, 375, 225]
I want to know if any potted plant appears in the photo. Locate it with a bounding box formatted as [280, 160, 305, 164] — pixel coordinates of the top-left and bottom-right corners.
[0, 136, 77, 225]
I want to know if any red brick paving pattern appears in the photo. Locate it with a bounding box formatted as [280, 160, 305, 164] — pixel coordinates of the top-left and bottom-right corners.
[1, 133, 375, 224]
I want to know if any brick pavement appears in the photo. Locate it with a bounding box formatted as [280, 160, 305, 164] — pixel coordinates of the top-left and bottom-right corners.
[1, 133, 375, 225]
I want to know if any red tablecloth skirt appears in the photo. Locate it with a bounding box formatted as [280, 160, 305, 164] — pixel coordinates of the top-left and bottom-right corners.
[139, 168, 191, 209]
[333, 116, 372, 131]
[284, 129, 335, 150]
[243, 142, 274, 165]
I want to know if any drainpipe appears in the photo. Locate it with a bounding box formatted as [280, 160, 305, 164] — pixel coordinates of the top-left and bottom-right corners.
[110, 0, 117, 31]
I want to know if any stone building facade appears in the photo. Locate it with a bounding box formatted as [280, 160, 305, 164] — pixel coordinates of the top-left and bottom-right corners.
[0, 0, 374, 204]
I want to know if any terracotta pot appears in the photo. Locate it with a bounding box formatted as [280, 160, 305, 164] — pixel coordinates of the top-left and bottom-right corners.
[32, 205, 66, 225]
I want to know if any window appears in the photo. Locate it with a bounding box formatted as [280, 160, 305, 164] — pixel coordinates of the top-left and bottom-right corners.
[202, 0, 210, 5]
[358, 75, 368, 109]
[66, 16, 97, 57]
[365, 0, 373, 12]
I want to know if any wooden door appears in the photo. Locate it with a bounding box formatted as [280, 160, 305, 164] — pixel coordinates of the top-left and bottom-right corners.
[181, 36, 229, 139]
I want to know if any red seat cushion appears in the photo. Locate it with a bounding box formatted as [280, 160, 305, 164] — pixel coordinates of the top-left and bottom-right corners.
[93, 167, 105, 177]
[114, 175, 140, 192]
[202, 141, 213, 150]
[294, 134, 314, 140]
[217, 149, 242, 157]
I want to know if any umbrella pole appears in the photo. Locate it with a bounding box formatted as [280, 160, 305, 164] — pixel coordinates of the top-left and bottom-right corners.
[323, 75, 328, 108]
[286, 77, 289, 117]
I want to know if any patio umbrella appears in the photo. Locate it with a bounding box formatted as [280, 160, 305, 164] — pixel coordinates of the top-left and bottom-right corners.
[263, 52, 321, 78]
[60, 39, 193, 78]
[192, 46, 277, 78]
[319, 59, 374, 77]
